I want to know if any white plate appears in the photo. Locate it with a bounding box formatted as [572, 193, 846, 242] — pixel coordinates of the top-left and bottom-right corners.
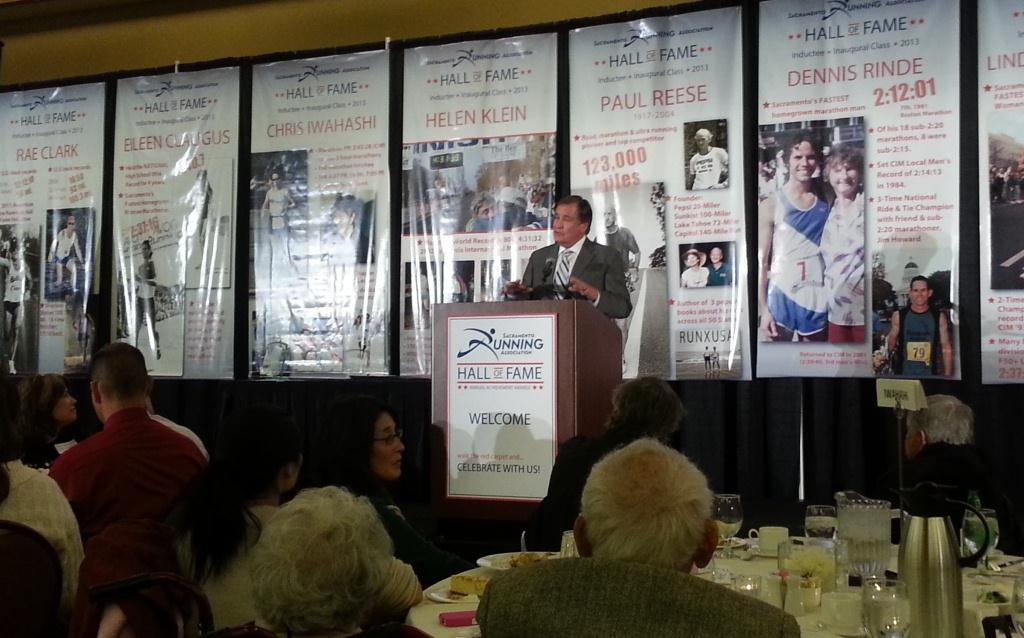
[476, 551, 556, 570]
[753, 549, 779, 558]
[424, 586, 479, 604]
[822, 624, 866, 637]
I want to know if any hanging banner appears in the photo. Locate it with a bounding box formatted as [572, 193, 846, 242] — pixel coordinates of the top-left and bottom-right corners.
[0, 83, 104, 375]
[250, 51, 390, 377]
[570, 7, 749, 380]
[446, 314, 556, 500]
[113, 68, 238, 377]
[401, 33, 558, 376]
[758, 0, 959, 379]
[980, 1, 1024, 383]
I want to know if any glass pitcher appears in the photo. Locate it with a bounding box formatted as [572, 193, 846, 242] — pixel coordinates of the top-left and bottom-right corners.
[835, 491, 891, 579]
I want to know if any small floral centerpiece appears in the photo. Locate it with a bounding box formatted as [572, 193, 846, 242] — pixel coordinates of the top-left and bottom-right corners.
[781, 544, 836, 601]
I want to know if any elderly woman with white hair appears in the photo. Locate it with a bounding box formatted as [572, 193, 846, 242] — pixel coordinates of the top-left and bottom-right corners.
[904, 394, 1017, 550]
[250, 487, 422, 637]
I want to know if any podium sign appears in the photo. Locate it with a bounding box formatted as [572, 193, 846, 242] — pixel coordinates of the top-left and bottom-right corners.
[445, 314, 557, 501]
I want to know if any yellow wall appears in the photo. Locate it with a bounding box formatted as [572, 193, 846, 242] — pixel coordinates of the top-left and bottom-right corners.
[0, 0, 699, 85]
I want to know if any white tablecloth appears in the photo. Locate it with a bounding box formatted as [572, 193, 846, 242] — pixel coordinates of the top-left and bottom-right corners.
[406, 552, 1021, 638]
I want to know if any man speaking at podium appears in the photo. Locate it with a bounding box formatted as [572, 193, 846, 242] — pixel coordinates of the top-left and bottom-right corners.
[503, 195, 632, 319]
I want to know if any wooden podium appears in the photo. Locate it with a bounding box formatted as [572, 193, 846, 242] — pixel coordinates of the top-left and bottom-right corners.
[431, 300, 622, 521]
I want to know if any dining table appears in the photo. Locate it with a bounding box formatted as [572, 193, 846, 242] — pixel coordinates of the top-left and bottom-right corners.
[405, 546, 1024, 638]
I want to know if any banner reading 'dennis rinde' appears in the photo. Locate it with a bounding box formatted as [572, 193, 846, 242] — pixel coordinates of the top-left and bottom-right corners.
[251, 52, 390, 377]
[980, 1, 1024, 383]
[0, 83, 104, 374]
[114, 68, 239, 377]
[401, 34, 557, 376]
[758, 0, 960, 379]
[571, 7, 750, 380]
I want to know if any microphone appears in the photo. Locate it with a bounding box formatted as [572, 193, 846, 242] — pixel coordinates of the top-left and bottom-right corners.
[542, 257, 555, 282]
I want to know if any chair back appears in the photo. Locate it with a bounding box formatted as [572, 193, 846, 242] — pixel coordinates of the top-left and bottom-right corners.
[0, 519, 63, 638]
[88, 571, 215, 636]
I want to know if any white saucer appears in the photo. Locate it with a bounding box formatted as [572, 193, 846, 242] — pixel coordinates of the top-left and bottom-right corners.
[753, 549, 779, 559]
[822, 624, 865, 637]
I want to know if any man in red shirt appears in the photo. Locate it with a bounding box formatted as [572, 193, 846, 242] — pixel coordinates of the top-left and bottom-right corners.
[50, 343, 207, 540]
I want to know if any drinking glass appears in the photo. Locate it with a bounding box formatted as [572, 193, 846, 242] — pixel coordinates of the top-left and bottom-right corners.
[713, 494, 743, 557]
[862, 578, 910, 637]
[962, 508, 999, 565]
[559, 530, 578, 558]
[1012, 576, 1024, 626]
[734, 575, 761, 598]
[805, 505, 838, 538]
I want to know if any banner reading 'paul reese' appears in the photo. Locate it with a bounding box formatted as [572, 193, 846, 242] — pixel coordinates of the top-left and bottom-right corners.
[114, 68, 239, 378]
[979, 0, 1024, 384]
[570, 7, 750, 381]
[251, 52, 390, 377]
[758, 0, 959, 379]
[0, 83, 104, 374]
[401, 34, 558, 376]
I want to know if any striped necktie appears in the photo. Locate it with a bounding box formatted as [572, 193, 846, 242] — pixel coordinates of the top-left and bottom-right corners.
[555, 249, 573, 298]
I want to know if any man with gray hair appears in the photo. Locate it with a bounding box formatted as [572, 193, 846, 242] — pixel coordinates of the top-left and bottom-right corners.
[479, 439, 799, 637]
[688, 127, 729, 190]
[904, 395, 1016, 546]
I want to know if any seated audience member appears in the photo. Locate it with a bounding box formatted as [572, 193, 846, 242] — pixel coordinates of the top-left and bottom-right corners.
[478, 439, 800, 638]
[176, 405, 302, 628]
[0, 373, 83, 617]
[305, 396, 471, 586]
[19, 374, 79, 470]
[251, 486, 421, 637]
[528, 376, 684, 550]
[904, 394, 1019, 549]
[49, 343, 208, 540]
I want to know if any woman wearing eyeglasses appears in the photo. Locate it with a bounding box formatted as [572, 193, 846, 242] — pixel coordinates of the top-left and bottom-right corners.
[305, 395, 472, 588]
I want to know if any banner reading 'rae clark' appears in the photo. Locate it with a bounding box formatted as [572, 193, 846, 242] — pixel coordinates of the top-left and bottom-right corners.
[758, 0, 960, 379]
[113, 68, 239, 377]
[251, 52, 390, 377]
[570, 7, 750, 380]
[401, 34, 558, 376]
[980, 0, 1024, 384]
[0, 83, 104, 374]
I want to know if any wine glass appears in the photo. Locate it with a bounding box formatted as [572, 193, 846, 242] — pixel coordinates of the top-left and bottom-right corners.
[962, 508, 999, 566]
[862, 578, 910, 637]
[713, 494, 743, 557]
[805, 505, 838, 538]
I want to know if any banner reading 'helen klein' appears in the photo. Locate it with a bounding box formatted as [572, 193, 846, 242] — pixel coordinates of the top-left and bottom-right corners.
[401, 34, 558, 376]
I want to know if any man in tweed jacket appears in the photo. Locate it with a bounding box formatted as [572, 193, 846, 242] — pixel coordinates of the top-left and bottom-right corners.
[478, 439, 800, 638]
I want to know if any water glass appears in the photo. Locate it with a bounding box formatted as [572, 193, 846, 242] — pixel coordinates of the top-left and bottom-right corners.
[962, 508, 999, 563]
[734, 575, 761, 598]
[806, 505, 838, 538]
[713, 494, 743, 557]
[559, 530, 578, 558]
[862, 578, 910, 637]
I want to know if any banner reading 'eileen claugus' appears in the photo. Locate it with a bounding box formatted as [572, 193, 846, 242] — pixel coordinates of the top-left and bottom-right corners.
[0, 83, 104, 374]
[251, 51, 390, 377]
[570, 6, 750, 380]
[758, 0, 959, 379]
[114, 68, 239, 378]
[401, 34, 558, 376]
[979, 0, 1024, 384]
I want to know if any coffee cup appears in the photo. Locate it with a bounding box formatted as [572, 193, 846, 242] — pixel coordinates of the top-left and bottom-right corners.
[748, 526, 789, 556]
[820, 591, 862, 631]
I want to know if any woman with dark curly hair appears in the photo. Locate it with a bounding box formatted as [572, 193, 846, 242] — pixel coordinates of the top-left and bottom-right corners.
[304, 395, 472, 587]
[0, 371, 83, 618]
[19, 374, 78, 470]
[527, 376, 685, 551]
